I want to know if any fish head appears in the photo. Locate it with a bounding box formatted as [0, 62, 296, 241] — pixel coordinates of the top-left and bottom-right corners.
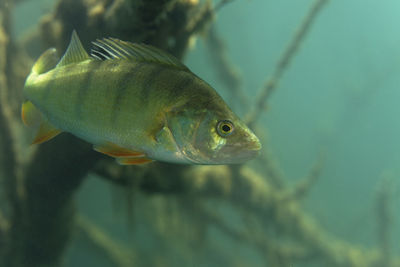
[166, 107, 261, 165]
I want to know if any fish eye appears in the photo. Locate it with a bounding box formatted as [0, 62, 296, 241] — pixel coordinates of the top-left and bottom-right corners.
[217, 120, 234, 137]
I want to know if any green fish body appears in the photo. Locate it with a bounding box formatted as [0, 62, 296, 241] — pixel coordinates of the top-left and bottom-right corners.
[22, 31, 261, 165]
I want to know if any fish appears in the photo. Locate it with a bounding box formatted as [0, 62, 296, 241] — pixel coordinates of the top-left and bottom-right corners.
[22, 31, 261, 165]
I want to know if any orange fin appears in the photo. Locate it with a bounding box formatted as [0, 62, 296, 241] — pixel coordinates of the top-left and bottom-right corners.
[116, 157, 154, 165]
[21, 101, 42, 127]
[32, 121, 62, 144]
[21, 101, 62, 144]
[93, 143, 145, 158]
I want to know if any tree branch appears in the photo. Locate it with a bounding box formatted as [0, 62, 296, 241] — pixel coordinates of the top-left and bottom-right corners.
[246, 0, 329, 128]
[76, 215, 135, 267]
[205, 25, 246, 109]
[375, 176, 394, 266]
[94, 162, 400, 267]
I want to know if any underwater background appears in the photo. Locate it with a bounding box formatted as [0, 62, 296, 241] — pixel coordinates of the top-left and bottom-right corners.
[1, 0, 399, 266]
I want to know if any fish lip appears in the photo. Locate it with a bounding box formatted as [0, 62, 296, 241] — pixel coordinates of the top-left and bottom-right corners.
[222, 136, 261, 164]
[250, 139, 262, 152]
[247, 131, 262, 152]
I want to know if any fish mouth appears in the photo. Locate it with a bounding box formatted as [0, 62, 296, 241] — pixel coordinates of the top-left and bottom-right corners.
[177, 131, 262, 165]
[184, 139, 261, 165]
[218, 147, 260, 164]
[216, 133, 262, 164]
[248, 135, 262, 152]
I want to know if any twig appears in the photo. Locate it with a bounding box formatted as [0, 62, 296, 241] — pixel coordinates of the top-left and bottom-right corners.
[256, 149, 287, 190]
[214, 0, 234, 12]
[282, 152, 325, 201]
[205, 25, 246, 109]
[375, 176, 394, 266]
[198, 203, 313, 265]
[94, 163, 400, 267]
[246, 0, 329, 128]
[76, 215, 135, 267]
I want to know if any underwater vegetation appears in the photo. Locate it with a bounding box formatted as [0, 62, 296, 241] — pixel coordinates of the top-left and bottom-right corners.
[0, 0, 399, 266]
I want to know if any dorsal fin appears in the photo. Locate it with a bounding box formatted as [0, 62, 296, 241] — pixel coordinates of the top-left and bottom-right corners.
[57, 30, 90, 67]
[90, 38, 189, 71]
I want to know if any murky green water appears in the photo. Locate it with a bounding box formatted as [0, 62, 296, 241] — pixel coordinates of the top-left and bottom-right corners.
[7, 0, 400, 266]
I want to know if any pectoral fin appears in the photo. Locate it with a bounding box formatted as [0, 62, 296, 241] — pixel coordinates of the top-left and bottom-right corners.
[116, 157, 153, 165]
[93, 143, 145, 158]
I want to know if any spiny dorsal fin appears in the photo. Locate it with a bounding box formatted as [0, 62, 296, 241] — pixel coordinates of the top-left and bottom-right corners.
[32, 48, 59, 75]
[91, 38, 189, 71]
[57, 30, 90, 67]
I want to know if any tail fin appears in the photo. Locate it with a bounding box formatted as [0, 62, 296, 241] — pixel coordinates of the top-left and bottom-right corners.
[21, 101, 62, 144]
[32, 48, 59, 75]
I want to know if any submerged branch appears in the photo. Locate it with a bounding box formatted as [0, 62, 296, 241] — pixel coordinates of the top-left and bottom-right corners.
[39, 0, 214, 60]
[246, 0, 329, 128]
[13, 137, 100, 267]
[214, 0, 234, 12]
[76, 215, 135, 267]
[0, 6, 26, 266]
[198, 203, 313, 266]
[375, 176, 394, 266]
[205, 25, 245, 108]
[282, 152, 325, 201]
[0, 209, 9, 241]
[94, 162, 398, 267]
[256, 150, 287, 190]
[0, 2, 18, 179]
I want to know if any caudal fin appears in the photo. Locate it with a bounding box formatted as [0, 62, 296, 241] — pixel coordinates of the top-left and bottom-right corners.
[31, 48, 59, 75]
[21, 101, 62, 144]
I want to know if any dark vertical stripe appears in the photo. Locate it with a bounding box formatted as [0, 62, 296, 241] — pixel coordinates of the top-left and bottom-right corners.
[110, 63, 146, 126]
[139, 65, 166, 105]
[169, 72, 195, 99]
[75, 61, 99, 119]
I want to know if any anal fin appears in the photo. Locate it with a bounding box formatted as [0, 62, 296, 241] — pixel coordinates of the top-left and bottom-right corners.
[93, 143, 145, 158]
[116, 157, 153, 165]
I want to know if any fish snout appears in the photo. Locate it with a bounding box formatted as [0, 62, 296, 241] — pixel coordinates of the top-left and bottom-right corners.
[215, 131, 261, 164]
